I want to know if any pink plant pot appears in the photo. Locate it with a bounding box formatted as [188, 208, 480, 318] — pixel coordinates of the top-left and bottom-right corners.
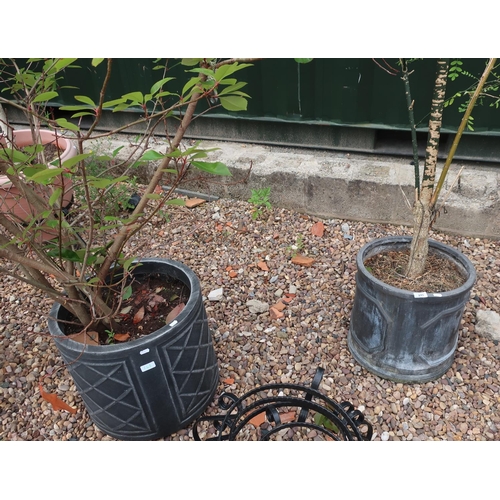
[0, 129, 77, 239]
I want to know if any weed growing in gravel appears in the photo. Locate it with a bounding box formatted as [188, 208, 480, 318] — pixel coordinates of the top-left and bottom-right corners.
[287, 234, 305, 257]
[248, 187, 272, 220]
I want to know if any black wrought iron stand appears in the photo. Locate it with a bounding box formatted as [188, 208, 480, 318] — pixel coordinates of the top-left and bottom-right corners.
[193, 368, 373, 441]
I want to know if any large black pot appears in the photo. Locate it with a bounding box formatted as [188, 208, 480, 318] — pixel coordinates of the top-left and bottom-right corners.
[348, 237, 476, 383]
[48, 258, 219, 440]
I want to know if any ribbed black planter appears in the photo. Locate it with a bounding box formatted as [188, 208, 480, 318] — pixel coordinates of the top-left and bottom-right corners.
[48, 258, 219, 440]
[348, 237, 476, 383]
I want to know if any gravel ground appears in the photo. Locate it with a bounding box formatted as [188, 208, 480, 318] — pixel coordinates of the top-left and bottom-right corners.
[1, 196, 499, 441]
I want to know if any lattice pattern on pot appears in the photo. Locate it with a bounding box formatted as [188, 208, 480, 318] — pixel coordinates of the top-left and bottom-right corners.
[68, 360, 151, 435]
[162, 319, 219, 417]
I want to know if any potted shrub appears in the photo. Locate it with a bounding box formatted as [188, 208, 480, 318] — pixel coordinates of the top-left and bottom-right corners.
[0, 57, 256, 439]
[348, 58, 497, 382]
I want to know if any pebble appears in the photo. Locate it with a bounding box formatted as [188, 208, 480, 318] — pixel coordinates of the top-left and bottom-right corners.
[207, 288, 224, 301]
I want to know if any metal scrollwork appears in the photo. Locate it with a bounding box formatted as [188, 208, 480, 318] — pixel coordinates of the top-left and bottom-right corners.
[193, 368, 373, 441]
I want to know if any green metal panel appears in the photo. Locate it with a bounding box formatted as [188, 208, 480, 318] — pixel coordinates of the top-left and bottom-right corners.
[2, 58, 500, 134]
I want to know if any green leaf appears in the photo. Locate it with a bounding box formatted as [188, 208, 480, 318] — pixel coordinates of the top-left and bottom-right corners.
[186, 67, 215, 78]
[122, 91, 144, 104]
[182, 77, 200, 97]
[141, 150, 167, 161]
[155, 91, 175, 98]
[102, 98, 127, 108]
[219, 95, 248, 111]
[74, 95, 96, 106]
[111, 103, 133, 112]
[122, 257, 137, 272]
[189, 151, 208, 160]
[32, 91, 59, 103]
[146, 193, 162, 199]
[44, 219, 62, 229]
[295, 58, 313, 64]
[150, 77, 175, 95]
[123, 285, 133, 300]
[62, 153, 92, 169]
[88, 175, 128, 189]
[59, 105, 92, 111]
[29, 167, 65, 184]
[55, 118, 80, 132]
[313, 412, 339, 433]
[54, 58, 78, 71]
[92, 58, 105, 67]
[217, 81, 248, 96]
[191, 160, 232, 176]
[48, 187, 63, 207]
[70, 111, 95, 118]
[166, 199, 185, 206]
[0, 148, 31, 163]
[112, 146, 124, 157]
[181, 59, 204, 67]
[215, 63, 253, 81]
[46, 248, 83, 262]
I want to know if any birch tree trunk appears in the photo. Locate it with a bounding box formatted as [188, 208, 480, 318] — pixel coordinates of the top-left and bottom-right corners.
[406, 59, 449, 279]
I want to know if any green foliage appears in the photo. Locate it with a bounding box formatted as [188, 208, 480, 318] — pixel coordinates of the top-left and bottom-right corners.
[105, 329, 115, 345]
[0, 57, 256, 333]
[448, 60, 463, 81]
[73, 152, 139, 223]
[444, 59, 500, 130]
[248, 187, 272, 220]
[313, 412, 340, 434]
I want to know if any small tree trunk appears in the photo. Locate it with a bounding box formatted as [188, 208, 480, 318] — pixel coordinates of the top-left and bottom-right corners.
[406, 59, 449, 278]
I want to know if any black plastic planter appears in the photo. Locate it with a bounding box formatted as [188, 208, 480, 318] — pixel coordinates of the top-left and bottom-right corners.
[348, 237, 476, 383]
[48, 258, 219, 440]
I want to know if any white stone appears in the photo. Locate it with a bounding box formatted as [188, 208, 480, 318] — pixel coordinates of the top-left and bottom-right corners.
[475, 309, 500, 341]
[381, 431, 390, 441]
[246, 299, 269, 314]
[208, 288, 224, 301]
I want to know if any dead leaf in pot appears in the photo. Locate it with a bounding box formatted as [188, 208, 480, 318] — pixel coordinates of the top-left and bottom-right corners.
[114, 333, 130, 342]
[166, 303, 185, 324]
[148, 294, 166, 308]
[67, 330, 99, 346]
[133, 306, 145, 324]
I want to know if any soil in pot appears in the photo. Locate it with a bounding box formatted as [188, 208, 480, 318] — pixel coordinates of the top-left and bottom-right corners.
[364, 248, 467, 292]
[64, 273, 189, 345]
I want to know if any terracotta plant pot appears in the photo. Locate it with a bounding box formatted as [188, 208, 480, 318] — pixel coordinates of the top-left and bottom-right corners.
[0, 129, 76, 225]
